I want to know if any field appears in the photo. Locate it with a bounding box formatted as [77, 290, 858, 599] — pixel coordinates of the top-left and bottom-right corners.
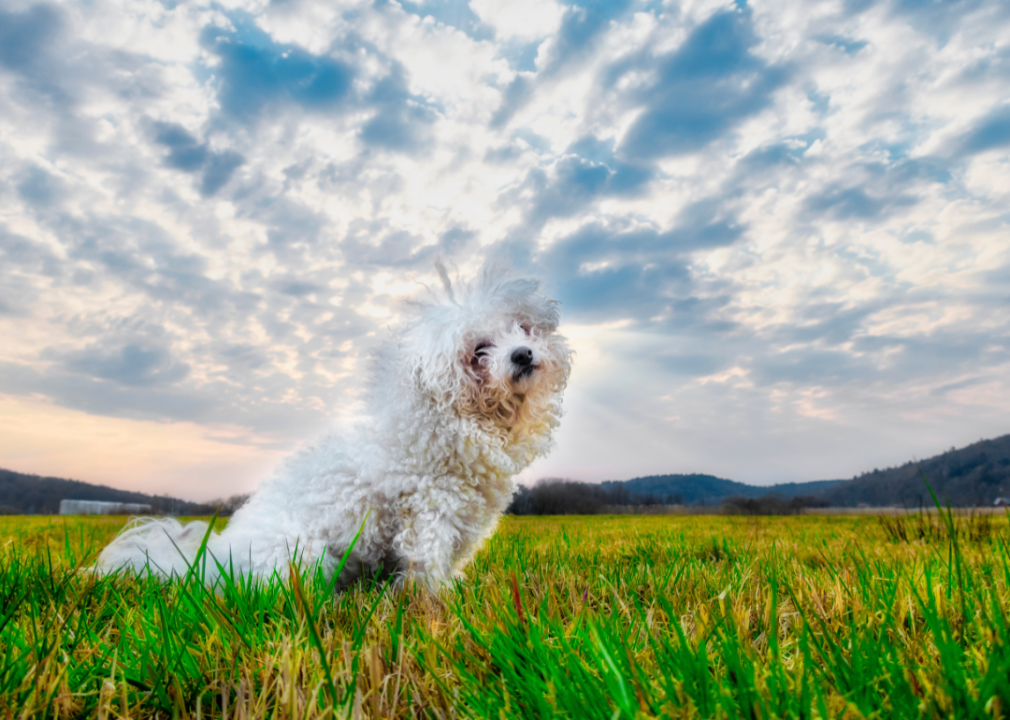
[1, 511, 1009, 719]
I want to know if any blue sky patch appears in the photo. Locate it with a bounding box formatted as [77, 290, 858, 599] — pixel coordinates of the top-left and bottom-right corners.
[202, 21, 354, 124]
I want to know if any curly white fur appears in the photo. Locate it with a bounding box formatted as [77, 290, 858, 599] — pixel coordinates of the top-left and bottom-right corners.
[95, 263, 572, 589]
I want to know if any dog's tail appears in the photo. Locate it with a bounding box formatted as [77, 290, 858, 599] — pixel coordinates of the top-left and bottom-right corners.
[94, 517, 225, 581]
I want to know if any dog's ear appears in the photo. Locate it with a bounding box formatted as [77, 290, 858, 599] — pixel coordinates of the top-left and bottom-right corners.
[400, 317, 471, 412]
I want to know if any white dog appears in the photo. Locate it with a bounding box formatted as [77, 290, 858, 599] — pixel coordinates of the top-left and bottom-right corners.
[96, 263, 572, 589]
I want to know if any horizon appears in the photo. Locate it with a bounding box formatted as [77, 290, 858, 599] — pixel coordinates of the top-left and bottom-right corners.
[4, 429, 1004, 505]
[1, 0, 1009, 501]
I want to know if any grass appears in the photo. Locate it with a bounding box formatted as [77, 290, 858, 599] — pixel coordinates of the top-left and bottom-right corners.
[1, 510, 1009, 718]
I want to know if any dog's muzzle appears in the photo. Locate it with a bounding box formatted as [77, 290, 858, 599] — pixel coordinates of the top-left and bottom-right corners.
[511, 347, 537, 381]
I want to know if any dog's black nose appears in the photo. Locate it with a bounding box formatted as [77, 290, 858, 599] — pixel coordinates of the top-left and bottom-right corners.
[511, 347, 534, 366]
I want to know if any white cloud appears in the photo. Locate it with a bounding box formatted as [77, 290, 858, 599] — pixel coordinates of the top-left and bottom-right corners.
[470, 0, 564, 41]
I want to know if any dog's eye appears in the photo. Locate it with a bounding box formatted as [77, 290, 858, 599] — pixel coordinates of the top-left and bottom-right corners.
[474, 341, 494, 356]
[520, 323, 531, 336]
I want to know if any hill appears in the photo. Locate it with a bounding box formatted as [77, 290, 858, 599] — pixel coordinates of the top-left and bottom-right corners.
[508, 474, 842, 514]
[605, 434, 1010, 509]
[603, 474, 843, 506]
[0, 468, 217, 515]
[818, 435, 1010, 508]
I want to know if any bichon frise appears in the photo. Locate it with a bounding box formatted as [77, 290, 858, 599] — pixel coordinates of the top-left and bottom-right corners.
[95, 262, 572, 589]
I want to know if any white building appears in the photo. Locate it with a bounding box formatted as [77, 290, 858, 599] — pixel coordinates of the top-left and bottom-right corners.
[59, 499, 152, 515]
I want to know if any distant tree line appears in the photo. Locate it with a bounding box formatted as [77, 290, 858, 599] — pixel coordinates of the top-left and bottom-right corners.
[506, 479, 683, 515]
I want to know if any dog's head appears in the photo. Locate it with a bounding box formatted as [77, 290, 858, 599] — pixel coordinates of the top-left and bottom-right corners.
[384, 262, 572, 451]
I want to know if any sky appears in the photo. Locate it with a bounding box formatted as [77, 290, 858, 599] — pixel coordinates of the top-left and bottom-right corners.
[0, 0, 1009, 501]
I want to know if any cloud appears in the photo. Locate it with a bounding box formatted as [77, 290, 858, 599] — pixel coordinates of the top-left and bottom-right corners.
[565, 135, 652, 191]
[470, 0, 563, 41]
[396, 0, 493, 41]
[616, 10, 789, 159]
[57, 343, 191, 388]
[814, 34, 868, 55]
[339, 218, 476, 269]
[532, 202, 744, 321]
[0, 359, 213, 424]
[541, 0, 632, 73]
[891, 0, 996, 39]
[152, 122, 245, 196]
[201, 150, 246, 196]
[487, 0, 633, 127]
[198, 9, 447, 156]
[16, 165, 64, 207]
[800, 156, 949, 221]
[503, 136, 654, 229]
[154, 123, 209, 171]
[0, 225, 61, 317]
[54, 214, 244, 315]
[490, 75, 534, 128]
[358, 64, 439, 153]
[0, 4, 66, 103]
[745, 328, 1006, 393]
[805, 185, 914, 220]
[784, 302, 877, 345]
[0, 2, 167, 133]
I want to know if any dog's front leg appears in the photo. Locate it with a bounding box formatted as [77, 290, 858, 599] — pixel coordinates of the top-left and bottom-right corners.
[393, 510, 461, 588]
